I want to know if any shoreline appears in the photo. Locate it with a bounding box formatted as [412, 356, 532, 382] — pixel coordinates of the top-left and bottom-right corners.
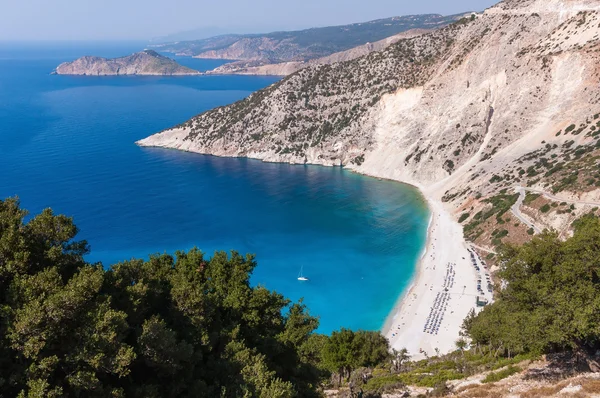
[344, 166, 490, 359]
[380, 205, 433, 336]
[382, 196, 492, 359]
[136, 141, 488, 358]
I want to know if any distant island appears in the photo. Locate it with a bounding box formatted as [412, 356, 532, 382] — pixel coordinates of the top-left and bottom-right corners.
[53, 50, 201, 76]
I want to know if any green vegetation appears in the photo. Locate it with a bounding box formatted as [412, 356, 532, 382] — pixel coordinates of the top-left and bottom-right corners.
[182, 18, 474, 163]
[511, 117, 600, 195]
[540, 203, 551, 213]
[353, 154, 365, 166]
[463, 193, 519, 243]
[481, 366, 521, 383]
[359, 350, 535, 393]
[523, 193, 540, 205]
[491, 229, 509, 246]
[0, 198, 389, 397]
[465, 216, 600, 357]
[322, 329, 389, 384]
[552, 172, 579, 193]
[458, 213, 470, 223]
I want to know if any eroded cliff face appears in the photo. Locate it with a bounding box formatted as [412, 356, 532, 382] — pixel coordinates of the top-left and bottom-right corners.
[55, 50, 200, 76]
[138, 0, 600, 245]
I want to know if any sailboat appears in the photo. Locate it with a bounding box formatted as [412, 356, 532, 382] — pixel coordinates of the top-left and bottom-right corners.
[297, 266, 309, 281]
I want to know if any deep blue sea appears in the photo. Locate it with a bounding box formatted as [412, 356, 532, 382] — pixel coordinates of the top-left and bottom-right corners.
[0, 41, 429, 333]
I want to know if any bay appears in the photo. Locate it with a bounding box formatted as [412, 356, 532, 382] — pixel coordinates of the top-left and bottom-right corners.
[0, 42, 429, 333]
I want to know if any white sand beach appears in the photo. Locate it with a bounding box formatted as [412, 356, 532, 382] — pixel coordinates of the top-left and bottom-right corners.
[383, 197, 493, 360]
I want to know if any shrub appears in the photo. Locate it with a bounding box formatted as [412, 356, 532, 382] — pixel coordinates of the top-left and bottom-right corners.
[482, 366, 521, 383]
[523, 193, 540, 205]
[496, 230, 509, 238]
[364, 375, 405, 392]
[540, 204, 551, 213]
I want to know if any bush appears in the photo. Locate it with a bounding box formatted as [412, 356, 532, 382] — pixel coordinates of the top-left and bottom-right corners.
[482, 366, 521, 383]
[523, 193, 540, 205]
[458, 213, 470, 223]
[496, 229, 509, 239]
[429, 381, 452, 396]
[540, 204, 551, 213]
[364, 375, 405, 392]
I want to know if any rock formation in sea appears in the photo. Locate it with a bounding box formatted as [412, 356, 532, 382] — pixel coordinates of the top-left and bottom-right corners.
[54, 50, 201, 76]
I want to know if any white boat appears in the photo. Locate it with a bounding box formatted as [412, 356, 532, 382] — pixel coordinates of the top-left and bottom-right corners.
[297, 266, 309, 281]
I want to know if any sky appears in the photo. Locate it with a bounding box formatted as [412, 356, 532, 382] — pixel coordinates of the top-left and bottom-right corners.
[0, 0, 499, 41]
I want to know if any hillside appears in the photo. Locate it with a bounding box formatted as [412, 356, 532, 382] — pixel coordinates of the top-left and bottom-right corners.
[205, 29, 431, 76]
[139, 0, 600, 250]
[54, 50, 201, 76]
[150, 14, 464, 64]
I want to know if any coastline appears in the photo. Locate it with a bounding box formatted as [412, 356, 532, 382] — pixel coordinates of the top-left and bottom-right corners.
[382, 196, 491, 359]
[380, 205, 433, 336]
[136, 140, 488, 358]
[343, 166, 491, 359]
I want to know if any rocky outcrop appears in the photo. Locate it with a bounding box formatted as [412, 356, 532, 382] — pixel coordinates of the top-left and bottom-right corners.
[139, 0, 600, 242]
[54, 50, 201, 76]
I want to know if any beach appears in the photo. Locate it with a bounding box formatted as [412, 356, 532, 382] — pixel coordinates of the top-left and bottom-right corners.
[383, 196, 493, 360]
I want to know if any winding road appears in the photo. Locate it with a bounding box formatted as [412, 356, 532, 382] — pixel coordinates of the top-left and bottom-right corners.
[511, 186, 600, 234]
[517, 186, 600, 207]
[511, 187, 542, 234]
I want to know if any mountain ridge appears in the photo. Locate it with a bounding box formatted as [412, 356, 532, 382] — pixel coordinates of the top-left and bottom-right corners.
[205, 28, 432, 76]
[151, 14, 465, 64]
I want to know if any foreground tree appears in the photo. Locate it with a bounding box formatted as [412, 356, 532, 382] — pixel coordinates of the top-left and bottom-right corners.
[391, 348, 410, 373]
[322, 328, 390, 384]
[0, 198, 323, 397]
[466, 214, 600, 359]
[455, 339, 468, 356]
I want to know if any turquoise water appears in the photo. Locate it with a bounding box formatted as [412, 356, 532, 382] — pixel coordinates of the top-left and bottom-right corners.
[0, 42, 429, 333]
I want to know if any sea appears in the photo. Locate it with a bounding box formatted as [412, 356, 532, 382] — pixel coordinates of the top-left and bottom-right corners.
[0, 41, 429, 333]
